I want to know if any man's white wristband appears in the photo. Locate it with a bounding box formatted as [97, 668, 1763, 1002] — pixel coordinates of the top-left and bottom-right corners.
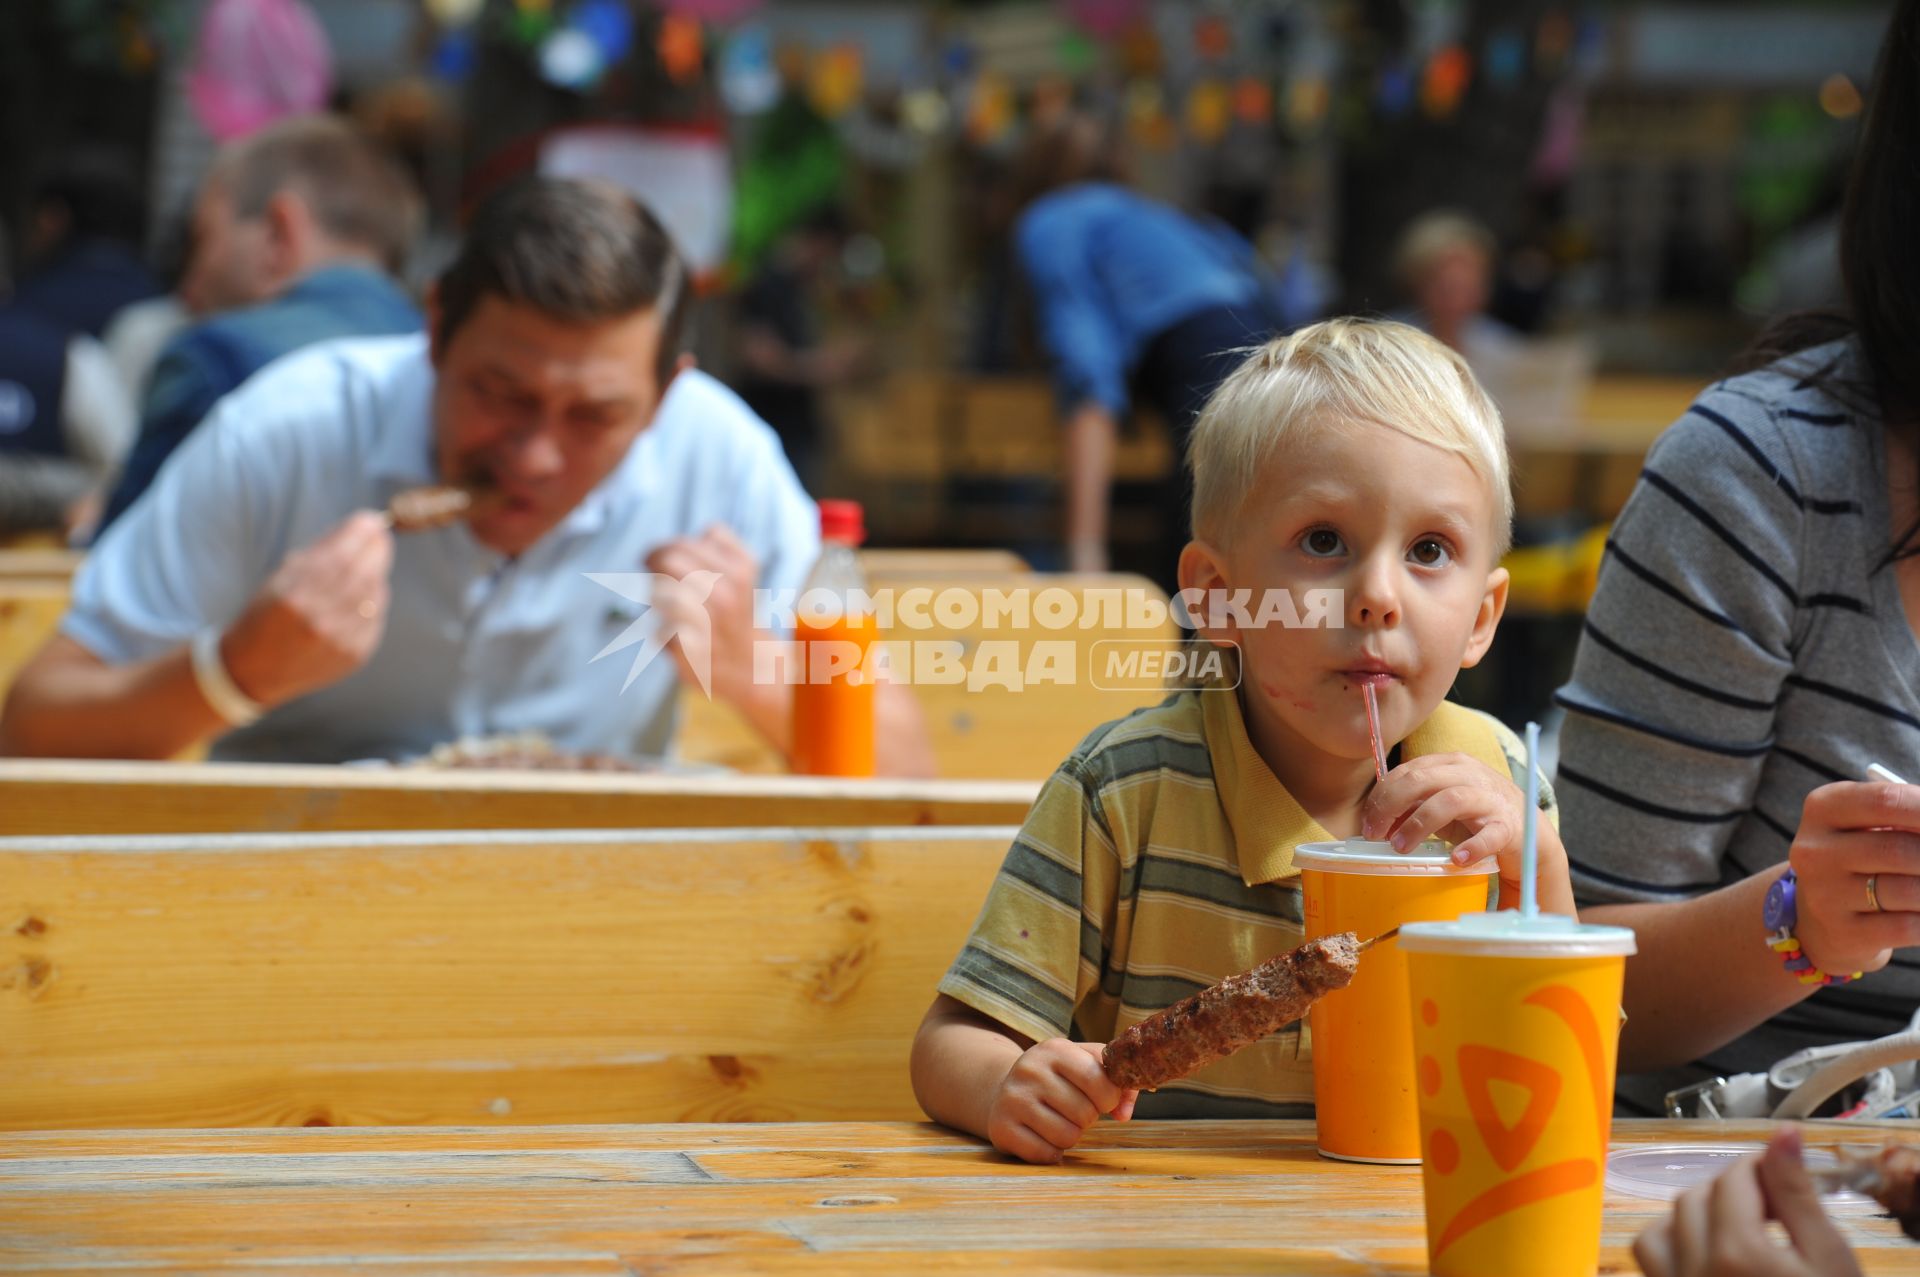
[190, 629, 264, 727]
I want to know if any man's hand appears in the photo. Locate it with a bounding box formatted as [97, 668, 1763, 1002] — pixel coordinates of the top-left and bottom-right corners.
[645, 525, 763, 707]
[220, 511, 394, 709]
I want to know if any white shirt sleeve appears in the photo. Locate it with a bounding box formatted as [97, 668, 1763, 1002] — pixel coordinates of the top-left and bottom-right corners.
[61, 335, 138, 470]
[62, 390, 274, 665]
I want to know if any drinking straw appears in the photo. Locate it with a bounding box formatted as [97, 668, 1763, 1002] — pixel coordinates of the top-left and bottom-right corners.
[1362, 682, 1388, 783]
[1522, 720, 1540, 917]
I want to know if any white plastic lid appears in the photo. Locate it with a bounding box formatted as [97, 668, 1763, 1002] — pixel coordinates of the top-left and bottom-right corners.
[1399, 910, 1637, 957]
[1605, 1145, 1871, 1207]
[1293, 838, 1496, 878]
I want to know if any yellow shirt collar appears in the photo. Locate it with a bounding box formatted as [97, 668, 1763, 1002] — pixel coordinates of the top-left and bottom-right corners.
[1202, 682, 1508, 886]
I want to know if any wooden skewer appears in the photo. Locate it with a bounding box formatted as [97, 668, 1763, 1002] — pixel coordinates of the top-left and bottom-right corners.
[1358, 925, 1400, 953]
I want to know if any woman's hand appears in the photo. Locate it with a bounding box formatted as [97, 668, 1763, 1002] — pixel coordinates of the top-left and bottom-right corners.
[1633, 1127, 1863, 1277]
[1788, 780, 1920, 977]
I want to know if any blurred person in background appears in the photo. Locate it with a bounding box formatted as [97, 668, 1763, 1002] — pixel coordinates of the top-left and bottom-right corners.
[1392, 209, 1522, 359]
[1012, 109, 1285, 583]
[733, 204, 872, 489]
[0, 304, 135, 540]
[0, 154, 151, 540]
[9, 151, 161, 340]
[95, 114, 423, 535]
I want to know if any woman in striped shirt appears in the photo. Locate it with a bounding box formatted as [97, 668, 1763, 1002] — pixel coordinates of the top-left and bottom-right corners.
[1557, 0, 1920, 1118]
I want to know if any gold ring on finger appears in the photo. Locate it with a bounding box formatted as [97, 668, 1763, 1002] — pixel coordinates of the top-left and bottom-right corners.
[1868, 873, 1884, 913]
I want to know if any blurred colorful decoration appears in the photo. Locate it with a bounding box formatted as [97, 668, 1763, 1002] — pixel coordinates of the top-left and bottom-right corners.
[1185, 78, 1231, 143]
[1032, 75, 1074, 128]
[902, 87, 950, 136]
[118, 8, 159, 70]
[731, 96, 844, 269]
[661, 0, 762, 19]
[1572, 16, 1607, 75]
[1740, 96, 1840, 243]
[1058, 30, 1098, 77]
[430, 26, 478, 81]
[965, 71, 1017, 147]
[1286, 75, 1330, 136]
[1535, 10, 1573, 69]
[1376, 60, 1414, 117]
[1420, 43, 1471, 118]
[571, 0, 635, 66]
[424, 0, 484, 24]
[718, 25, 780, 115]
[1062, 0, 1148, 40]
[806, 43, 863, 119]
[1193, 13, 1231, 61]
[941, 40, 976, 81]
[1232, 76, 1273, 126]
[1530, 81, 1584, 184]
[1484, 28, 1524, 89]
[510, 0, 556, 48]
[1119, 20, 1162, 78]
[187, 0, 332, 141]
[1123, 78, 1175, 149]
[1820, 72, 1864, 120]
[539, 27, 604, 90]
[658, 12, 703, 84]
[47, 0, 183, 73]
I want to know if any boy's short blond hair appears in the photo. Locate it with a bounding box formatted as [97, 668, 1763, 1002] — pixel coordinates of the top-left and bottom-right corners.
[1188, 317, 1513, 558]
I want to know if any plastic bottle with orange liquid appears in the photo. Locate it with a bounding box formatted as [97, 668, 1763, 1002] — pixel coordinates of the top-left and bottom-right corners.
[791, 500, 876, 776]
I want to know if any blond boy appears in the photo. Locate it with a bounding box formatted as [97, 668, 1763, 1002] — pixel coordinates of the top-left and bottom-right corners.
[910, 318, 1577, 1164]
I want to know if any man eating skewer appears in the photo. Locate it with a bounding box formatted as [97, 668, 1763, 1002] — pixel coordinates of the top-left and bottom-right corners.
[0, 178, 931, 773]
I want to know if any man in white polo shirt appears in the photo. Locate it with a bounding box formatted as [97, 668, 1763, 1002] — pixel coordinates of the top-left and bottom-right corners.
[0, 178, 932, 771]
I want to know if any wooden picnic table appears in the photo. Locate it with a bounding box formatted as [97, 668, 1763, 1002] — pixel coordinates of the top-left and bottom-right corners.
[5, 1119, 1918, 1274]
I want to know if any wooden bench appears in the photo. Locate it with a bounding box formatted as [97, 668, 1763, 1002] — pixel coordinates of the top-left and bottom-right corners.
[0, 548, 81, 581]
[0, 824, 1015, 1129]
[0, 579, 65, 706]
[0, 759, 1038, 836]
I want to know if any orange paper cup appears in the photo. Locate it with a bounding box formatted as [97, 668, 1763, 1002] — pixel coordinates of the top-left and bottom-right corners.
[1401, 912, 1636, 1277]
[1295, 839, 1496, 1163]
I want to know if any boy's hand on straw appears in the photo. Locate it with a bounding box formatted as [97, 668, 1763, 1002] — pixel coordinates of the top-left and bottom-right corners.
[1359, 754, 1575, 914]
[986, 1039, 1139, 1165]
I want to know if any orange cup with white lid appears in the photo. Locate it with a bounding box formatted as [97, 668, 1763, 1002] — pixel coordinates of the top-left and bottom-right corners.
[1400, 911, 1637, 1277]
[1295, 837, 1496, 1163]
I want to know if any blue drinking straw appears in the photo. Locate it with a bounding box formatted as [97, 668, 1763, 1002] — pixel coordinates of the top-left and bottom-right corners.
[1522, 721, 1540, 918]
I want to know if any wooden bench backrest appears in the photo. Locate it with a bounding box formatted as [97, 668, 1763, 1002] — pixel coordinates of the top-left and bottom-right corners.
[1, 825, 1015, 1129]
[0, 760, 1039, 836]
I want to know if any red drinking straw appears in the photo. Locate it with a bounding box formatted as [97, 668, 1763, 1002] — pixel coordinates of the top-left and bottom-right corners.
[1363, 682, 1388, 783]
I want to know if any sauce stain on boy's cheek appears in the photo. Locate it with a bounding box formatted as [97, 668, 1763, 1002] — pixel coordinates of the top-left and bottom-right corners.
[1260, 680, 1315, 712]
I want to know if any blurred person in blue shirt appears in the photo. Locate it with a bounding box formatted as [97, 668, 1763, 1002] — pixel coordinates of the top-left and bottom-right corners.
[10, 151, 162, 340]
[1012, 111, 1298, 580]
[94, 115, 424, 535]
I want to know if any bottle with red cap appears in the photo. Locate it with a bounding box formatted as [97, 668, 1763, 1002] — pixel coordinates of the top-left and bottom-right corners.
[792, 499, 876, 776]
